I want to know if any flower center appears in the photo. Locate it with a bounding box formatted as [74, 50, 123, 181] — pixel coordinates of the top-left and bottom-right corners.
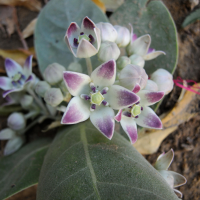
[12, 73, 21, 81]
[11, 72, 26, 87]
[74, 32, 94, 47]
[131, 105, 141, 117]
[91, 91, 104, 105]
[80, 83, 109, 111]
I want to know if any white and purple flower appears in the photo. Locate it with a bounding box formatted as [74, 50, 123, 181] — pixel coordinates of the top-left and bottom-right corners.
[116, 64, 164, 143]
[154, 149, 187, 198]
[126, 25, 166, 64]
[61, 59, 140, 140]
[65, 16, 101, 58]
[0, 56, 34, 97]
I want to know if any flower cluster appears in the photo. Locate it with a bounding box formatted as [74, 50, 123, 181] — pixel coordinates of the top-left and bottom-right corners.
[154, 149, 187, 198]
[63, 16, 174, 143]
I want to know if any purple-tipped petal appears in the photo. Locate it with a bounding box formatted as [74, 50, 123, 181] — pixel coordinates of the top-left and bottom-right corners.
[135, 106, 162, 129]
[132, 83, 141, 93]
[115, 109, 122, 122]
[120, 116, 138, 144]
[90, 106, 115, 140]
[147, 48, 155, 54]
[25, 74, 34, 84]
[65, 22, 80, 57]
[63, 71, 91, 96]
[82, 16, 95, 30]
[173, 189, 183, 198]
[129, 23, 137, 43]
[91, 60, 116, 88]
[0, 77, 12, 90]
[76, 38, 98, 58]
[23, 55, 33, 77]
[61, 96, 90, 124]
[5, 58, 23, 78]
[137, 90, 164, 106]
[154, 149, 174, 170]
[159, 170, 174, 189]
[3, 88, 23, 98]
[144, 50, 166, 61]
[104, 85, 140, 110]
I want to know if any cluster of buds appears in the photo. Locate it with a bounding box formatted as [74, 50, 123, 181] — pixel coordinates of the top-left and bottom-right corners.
[154, 149, 187, 198]
[0, 113, 26, 155]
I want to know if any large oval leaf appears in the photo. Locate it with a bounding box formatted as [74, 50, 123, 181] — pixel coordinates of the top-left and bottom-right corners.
[0, 138, 51, 200]
[110, 0, 178, 75]
[37, 121, 179, 200]
[35, 0, 108, 75]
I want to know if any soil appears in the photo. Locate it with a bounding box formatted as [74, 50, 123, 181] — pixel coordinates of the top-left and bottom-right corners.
[0, 0, 200, 200]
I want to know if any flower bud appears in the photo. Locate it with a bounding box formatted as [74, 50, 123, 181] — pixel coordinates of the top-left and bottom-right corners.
[67, 62, 83, 73]
[35, 81, 51, 97]
[119, 64, 148, 91]
[114, 25, 131, 47]
[151, 69, 174, 94]
[143, 80, 158, 92]
[44, 88, 64, 107]
[46, 104, 57, 116]
[0, 128, 16, 140]
[20, 94, 33, 109]
[116, 56, 131, 70]
[129, 54, 145, 68]
[43, 63, 65, 85]
[98, 41, 120, 62]
[96, 22, 118, 42]
[4, 136, 24, 156]
[7, 112, 26, 131]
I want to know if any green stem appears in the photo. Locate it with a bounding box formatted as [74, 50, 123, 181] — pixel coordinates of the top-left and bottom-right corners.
[20, 118, 39, 135]
[24, 111, 39, 120]
[27, 88, 49, 115]
[85, 57, 93, 76]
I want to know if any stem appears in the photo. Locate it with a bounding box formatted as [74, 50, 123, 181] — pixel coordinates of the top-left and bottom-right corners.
[27, 89, 49, 115]
[85, 57, 93, 76]
[20, 118, 39, 134]
[24, 111, 39, 120]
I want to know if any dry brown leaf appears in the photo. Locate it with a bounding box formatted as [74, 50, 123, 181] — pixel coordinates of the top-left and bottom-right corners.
[0, 6, 15, 36]
[0, 0, 41, 12]
[91, 0, 106, 13]
[0, 47, 35, 67]
[134, 83, 200, 155]
[22, 18, 37, 39]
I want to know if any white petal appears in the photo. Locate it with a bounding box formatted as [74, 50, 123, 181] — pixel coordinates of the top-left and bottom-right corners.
[135, 106, 162, 129]
[91, 59, 116, 88]
[23, 55, 33, 77]
[90, 106, 115, 140]
[63, 71, 91, 96]
[0, 128, 16, 140]
[120, 116, 138, 143]
[143, 80, 158, 92]
[159, 170, 175, 189]
[154, 149, 174, 170]
[168, 171, 187, 188]
[129, 54, 145, 68]
[5, 58, 23, 78]
[128, 34, 151, 56]
[143, 51, 166, 60]
[61, 96, 90, 124]
[137, 90, 164, 106]
[76, 38, 98, 58]
[104, 85, 140, 110]
[4, 136, 24, 156]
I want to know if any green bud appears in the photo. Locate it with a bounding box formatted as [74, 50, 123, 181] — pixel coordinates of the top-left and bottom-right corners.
[44, 88, 64, 107]
[20, 94, 33, 109]
[35, 81, 51, 97]
[0, 128, 16, 140]
[67, 62, 83, 73]
[129, 54, 145, 68]
[116, 56, 131, 70]
[44, 63, 65, 85]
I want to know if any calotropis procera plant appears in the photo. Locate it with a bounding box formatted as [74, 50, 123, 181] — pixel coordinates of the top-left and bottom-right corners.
[0, 0, 182, 197]
[154, 149, 187, 198]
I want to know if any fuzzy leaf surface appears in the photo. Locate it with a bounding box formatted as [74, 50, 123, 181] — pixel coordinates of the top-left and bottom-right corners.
[182, 8, 200, 27]
[37, 121, 179, 200]
[0, 139, 51, 200]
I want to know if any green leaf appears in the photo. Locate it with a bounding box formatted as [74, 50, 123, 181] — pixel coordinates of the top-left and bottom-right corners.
[182, 8, 200, 27]
[110, 0, 178, 75]
[35, 0, 108, 75]
[0, 139, 51, 200]
[37, 121, 179, 200]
